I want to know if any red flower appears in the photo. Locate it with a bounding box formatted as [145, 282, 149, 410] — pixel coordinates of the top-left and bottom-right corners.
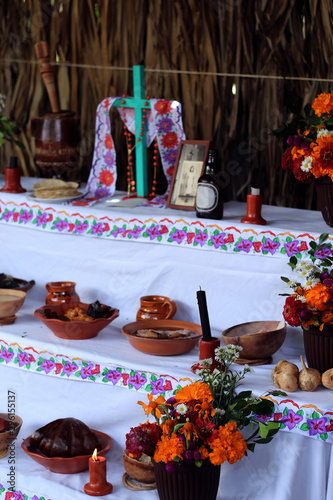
[55, 363, 63, 374]
[298, 241, 308, 252]
[163, 380, 172, 391]
[13, 212, 19, 222]
[154, 99, 171, 116]
[281, 147, 294, 170]
[187, 232, 195, 244]
[68, 223, 75, 232]
[104, 133, 113, 150]
[224, 234, 234, 243]
[99, 169, 114, 186]
[92, 364, 100, 375]
[103, 223, 110, 232]
[292, 158, 312, 183]
[161, 132, 178, 149]
[253, 241, 262, 252]
[160, 225, 169, 234]
[122, 373, 130, 385]
[283, 296, 308, 327]
[47, 214, 53, 222]
[166, 165, 175, 176]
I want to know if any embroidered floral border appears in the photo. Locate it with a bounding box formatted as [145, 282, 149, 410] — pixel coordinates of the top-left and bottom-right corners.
[0, 486, 51, 500]
[260, 396, 333, 443]
[0, 340, 189, 396]
[0, 200, 323, 258]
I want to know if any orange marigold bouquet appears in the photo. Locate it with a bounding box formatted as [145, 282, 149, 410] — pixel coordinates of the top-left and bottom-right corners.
[276, 92, 333, 183]
[128, 346, 281, 472]
[281, 233, 333, 330]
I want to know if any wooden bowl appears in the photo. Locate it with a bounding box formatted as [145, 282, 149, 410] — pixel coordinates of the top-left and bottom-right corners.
[34, 302, 119, 340]
[0, 413, 23, 458]
[21, 430, 112, 474]
[221, 320, 286, 363]
[121, 320, 202, 356]
[0, 289, 26, 319]
[123, 450, 155, 484]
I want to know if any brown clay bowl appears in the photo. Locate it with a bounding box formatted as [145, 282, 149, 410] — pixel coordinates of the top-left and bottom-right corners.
[11, 278, 35, 293]
[123, 449, 155, 483]
[0, 289, 26, 319]
[0, 413, 23, 458]
[121, 320, 202, 356]
[21, 429, 112, 474]
[221, 320, 286, 362]
[34, 302, 119, 340]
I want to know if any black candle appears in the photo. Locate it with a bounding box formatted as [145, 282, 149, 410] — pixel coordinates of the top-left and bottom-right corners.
[196, 288, 212, 341]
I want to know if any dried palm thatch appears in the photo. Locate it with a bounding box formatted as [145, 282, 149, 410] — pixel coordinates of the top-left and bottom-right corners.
[0, 0, 332, 208]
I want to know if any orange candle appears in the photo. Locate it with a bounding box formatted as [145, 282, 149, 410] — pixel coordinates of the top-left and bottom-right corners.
[84, 449, 113, 496]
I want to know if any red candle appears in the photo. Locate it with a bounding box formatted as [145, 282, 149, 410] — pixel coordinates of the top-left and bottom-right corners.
[84, 449, 113, 496]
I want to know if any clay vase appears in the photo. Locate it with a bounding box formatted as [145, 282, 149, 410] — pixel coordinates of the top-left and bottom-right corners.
[153, 459, 220, 500]
[31, 111, 80, 181]
[137, 295, 177, 321]
[122, 450, 155, 484]
[302, 324, 333, 373]
[45, 281, 80, 305]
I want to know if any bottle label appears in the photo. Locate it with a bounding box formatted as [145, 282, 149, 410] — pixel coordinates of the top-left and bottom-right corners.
[196, 183, 218, 211]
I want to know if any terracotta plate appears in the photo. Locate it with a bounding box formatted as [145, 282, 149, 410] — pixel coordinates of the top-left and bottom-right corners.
[21, 430, 112, 474]
[121, 319, 202, 356]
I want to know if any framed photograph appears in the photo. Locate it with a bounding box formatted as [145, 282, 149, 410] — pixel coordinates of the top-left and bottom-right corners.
[167, 140, 212, 210]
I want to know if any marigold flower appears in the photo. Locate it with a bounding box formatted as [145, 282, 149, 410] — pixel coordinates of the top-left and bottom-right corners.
[174, 382, 214, 405]
[304, 283, 331, 311]
[312, 93, 333, 117]
[311, 134, 333, 181]
[153, 433, 186, 464]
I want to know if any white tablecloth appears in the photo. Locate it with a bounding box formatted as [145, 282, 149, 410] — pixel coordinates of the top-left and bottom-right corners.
[0, 176, 333, 500]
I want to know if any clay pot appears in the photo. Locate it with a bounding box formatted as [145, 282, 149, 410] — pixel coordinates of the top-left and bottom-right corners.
[137, 295, 177, 321]
[45, 281, 80, 305]
[123, 450, 155, 484]
[31, 111, 80, 181]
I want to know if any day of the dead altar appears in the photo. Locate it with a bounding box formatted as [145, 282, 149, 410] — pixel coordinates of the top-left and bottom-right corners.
[1, 176, 333, 500]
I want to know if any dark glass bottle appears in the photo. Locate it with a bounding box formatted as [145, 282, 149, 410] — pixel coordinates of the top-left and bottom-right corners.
[195, 149, 223, 219]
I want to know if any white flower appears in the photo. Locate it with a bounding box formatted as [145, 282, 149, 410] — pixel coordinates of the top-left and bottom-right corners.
[303, 277, 320, 289]
[317, 128, 333, 138]
[215, 408, 226, 415]
[175, 403, 188, 415]
[300, 156, 313, 172]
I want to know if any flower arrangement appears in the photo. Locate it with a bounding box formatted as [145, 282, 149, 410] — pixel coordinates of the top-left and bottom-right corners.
[277, 92, 333, 183]
[125, 345, 281, 472]
[281, 233, 333, 330]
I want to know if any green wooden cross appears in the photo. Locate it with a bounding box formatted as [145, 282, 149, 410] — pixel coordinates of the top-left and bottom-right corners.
[113, 65, 151, 197]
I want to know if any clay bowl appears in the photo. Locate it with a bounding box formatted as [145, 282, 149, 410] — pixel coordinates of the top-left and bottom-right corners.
[0, 413, 23, 459]
[21, 430, 112, 474]
[121, 320, 202, 356]
[221, 320, 286, 364]
[123, 449, 155, 484]
[34, 302, 119, 340]
[0, 289, 26, 320]
[10, 278, 35, 293]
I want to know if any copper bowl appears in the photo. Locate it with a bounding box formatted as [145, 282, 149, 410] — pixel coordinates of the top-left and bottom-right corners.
[0, 413, 23, 458]
[221, 320, 286, 363]
[21, 430, 112, 474]
[121, 320, 202, 356]
[34, 302, 119, 340]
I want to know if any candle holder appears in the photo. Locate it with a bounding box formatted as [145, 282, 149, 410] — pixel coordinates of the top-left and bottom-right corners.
[84, 454, 113, 496]
[0, 157, 26, 194]
[191, 336, 221, 374]
[241, 188, 266, 225]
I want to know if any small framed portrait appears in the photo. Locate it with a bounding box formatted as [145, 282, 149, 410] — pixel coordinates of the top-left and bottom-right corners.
[166, 140, 212, 210]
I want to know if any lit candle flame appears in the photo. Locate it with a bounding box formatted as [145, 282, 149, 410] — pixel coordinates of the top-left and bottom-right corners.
[92, 448, 98, 461]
